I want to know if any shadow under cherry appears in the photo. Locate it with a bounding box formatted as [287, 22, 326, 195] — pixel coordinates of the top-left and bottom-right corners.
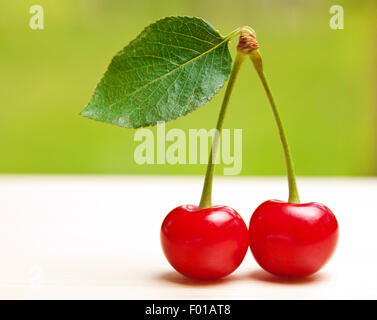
[154, 269, 328, 287]
[153, 271, 239, 287]
[247, 269, 329, 285]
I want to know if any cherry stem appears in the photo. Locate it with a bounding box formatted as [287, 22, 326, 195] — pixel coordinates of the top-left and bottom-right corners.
[198, 51, 246, 210]
[249, 50, 300, 204]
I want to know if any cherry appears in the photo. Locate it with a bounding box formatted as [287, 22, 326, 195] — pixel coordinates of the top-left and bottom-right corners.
[161, 205, 249, 280]
[160, 51, 249, 280]
[249, 200, 338, 277]
[246, 40, 339, 277]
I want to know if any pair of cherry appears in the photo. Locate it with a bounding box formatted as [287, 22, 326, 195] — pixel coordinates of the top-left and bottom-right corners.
[161, 33, 338, 281]
[161, 199, 338, 280]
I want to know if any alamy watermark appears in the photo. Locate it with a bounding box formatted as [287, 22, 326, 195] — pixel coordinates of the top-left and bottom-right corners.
[29, 5, 44, 30]
[28, 264, 45, 288]
[134, 122, 242, 175]
[329, 5, 344, 30]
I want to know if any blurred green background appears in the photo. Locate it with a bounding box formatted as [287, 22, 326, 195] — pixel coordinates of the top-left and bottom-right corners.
[1, 0, 376, 176]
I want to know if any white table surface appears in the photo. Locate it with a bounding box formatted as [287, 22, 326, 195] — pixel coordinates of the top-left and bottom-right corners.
[0, 175, 376, 300]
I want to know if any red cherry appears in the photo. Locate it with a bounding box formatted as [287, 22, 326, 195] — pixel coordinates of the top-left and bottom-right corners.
[161, 205, 249, 280]
[249, 200, 338, 277]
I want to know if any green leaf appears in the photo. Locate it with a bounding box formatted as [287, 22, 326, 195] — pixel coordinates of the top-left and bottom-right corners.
[81, 16, 232, 128]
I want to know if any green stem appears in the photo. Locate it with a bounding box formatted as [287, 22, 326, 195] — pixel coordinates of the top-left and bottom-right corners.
[249, 50, 300, 204]
[198, 52, 246, 209]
